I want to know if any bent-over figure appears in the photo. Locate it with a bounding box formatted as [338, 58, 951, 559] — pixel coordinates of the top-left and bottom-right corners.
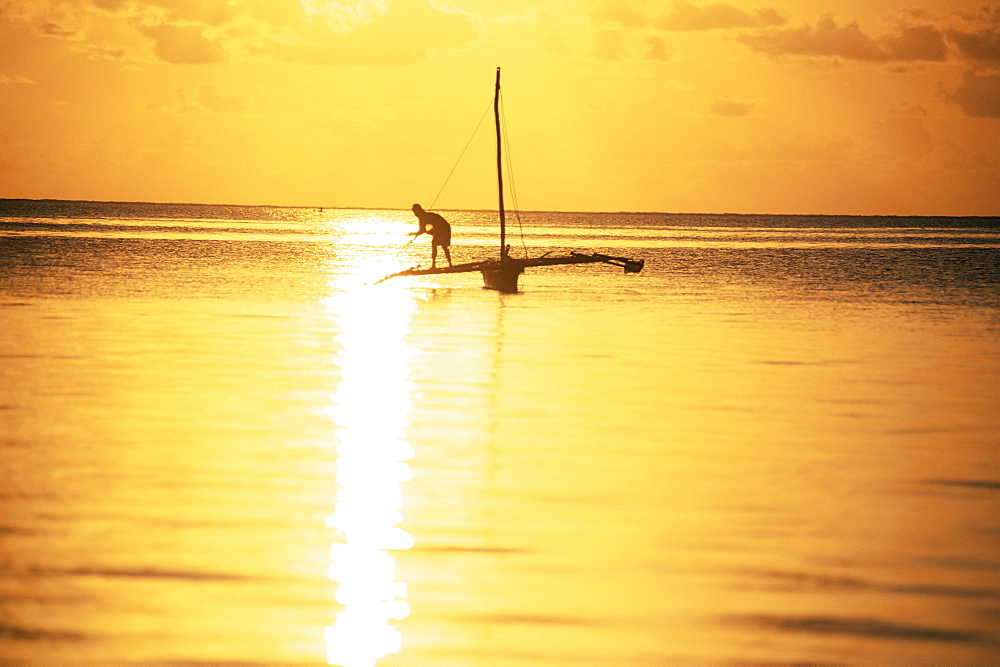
[409, 203, 452, 268]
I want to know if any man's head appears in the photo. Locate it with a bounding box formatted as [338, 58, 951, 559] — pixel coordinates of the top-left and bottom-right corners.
[412, 204, 424, 214]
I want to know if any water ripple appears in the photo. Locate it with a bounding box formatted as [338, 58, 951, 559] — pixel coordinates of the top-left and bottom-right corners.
[727, 614, 987, 644]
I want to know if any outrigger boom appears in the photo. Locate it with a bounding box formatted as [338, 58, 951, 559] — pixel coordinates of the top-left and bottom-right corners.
[378, 68, 644, 293]
[374, 252, 644, 288]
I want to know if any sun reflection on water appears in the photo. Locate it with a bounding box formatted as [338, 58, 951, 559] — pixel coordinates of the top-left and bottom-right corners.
[323, 267, 416, 666]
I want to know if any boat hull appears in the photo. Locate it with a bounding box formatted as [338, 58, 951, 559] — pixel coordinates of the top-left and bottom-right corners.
[480, 259, 524, 293]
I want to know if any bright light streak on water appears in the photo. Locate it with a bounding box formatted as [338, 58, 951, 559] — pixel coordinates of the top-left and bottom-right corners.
[323, 272, 416, 666]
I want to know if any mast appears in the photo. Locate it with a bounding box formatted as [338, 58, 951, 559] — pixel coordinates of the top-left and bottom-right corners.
[494, 67, 507, 261]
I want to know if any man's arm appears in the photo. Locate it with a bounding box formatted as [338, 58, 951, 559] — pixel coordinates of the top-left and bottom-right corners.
[406, 225, 425, 243]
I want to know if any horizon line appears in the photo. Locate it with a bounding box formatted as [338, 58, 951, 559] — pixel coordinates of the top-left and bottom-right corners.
[1, 197, 998, 219]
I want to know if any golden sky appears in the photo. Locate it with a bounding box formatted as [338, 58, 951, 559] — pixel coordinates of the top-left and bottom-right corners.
[1, 0, 998, 214]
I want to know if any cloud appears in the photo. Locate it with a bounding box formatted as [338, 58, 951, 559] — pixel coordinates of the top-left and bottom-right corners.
[938, 141, 997, 172]
[586, 1, 779, 61]
[591, 0, 783, 31]
[884, 24, 950, 61]
[198, 85, 247, 113]
[644, 36, 669, 61]
[722, 135, 853, 162]
[869, 107, 933, 162]
[947, 27, 1000, 64]
[953, 4, 1000, 25]
[138, 23, 226, 64]
[709, 98, 754, 116]
[142, 0, 236, 26]
[656, 1, 783, 31]
[30, 2, 89, 39]
[760, 136, 852, 162]
[592, 27, 672, 61]
[739, 13, 947, 62]
[940, 68, 1000, 118]
[942, 153, 997, 172]
[3, 0, 481, 67]
[0, 73, 36, 85]
[77, 44, 130, 61]
[594, 29, 625, 60]
[253, 1, 481, 67]
[590, 0, 652, 29]
[143, 85, 247, 114]
[38, 20, 83, 37]
[89, 0, 132, 11]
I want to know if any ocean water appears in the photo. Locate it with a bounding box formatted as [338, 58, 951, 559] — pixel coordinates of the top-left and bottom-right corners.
[1, 199, 998, 665]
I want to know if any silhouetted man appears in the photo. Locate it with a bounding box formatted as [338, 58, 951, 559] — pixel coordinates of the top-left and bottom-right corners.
[409, 203, 452, 268]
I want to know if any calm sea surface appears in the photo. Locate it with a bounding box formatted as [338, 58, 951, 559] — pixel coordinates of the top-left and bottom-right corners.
[1, 200, 998, 665]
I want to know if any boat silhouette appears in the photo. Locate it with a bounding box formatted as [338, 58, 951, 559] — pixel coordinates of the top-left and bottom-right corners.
[378, 68, 644, 293]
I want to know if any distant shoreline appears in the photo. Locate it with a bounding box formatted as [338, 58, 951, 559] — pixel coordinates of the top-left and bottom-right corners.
[2, 197, 998, 221]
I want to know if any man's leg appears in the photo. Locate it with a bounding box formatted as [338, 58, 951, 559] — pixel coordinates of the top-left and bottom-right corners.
[431, 243, 438, 268]
[444, 245, 452, 266]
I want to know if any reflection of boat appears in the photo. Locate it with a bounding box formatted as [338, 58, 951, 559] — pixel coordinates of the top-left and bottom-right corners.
[378, 68, 644, 293]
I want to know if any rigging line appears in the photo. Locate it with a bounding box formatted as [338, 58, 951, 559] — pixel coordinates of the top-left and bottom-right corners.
[499, 91, 529, 258]
[429, 100, 492, 210]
